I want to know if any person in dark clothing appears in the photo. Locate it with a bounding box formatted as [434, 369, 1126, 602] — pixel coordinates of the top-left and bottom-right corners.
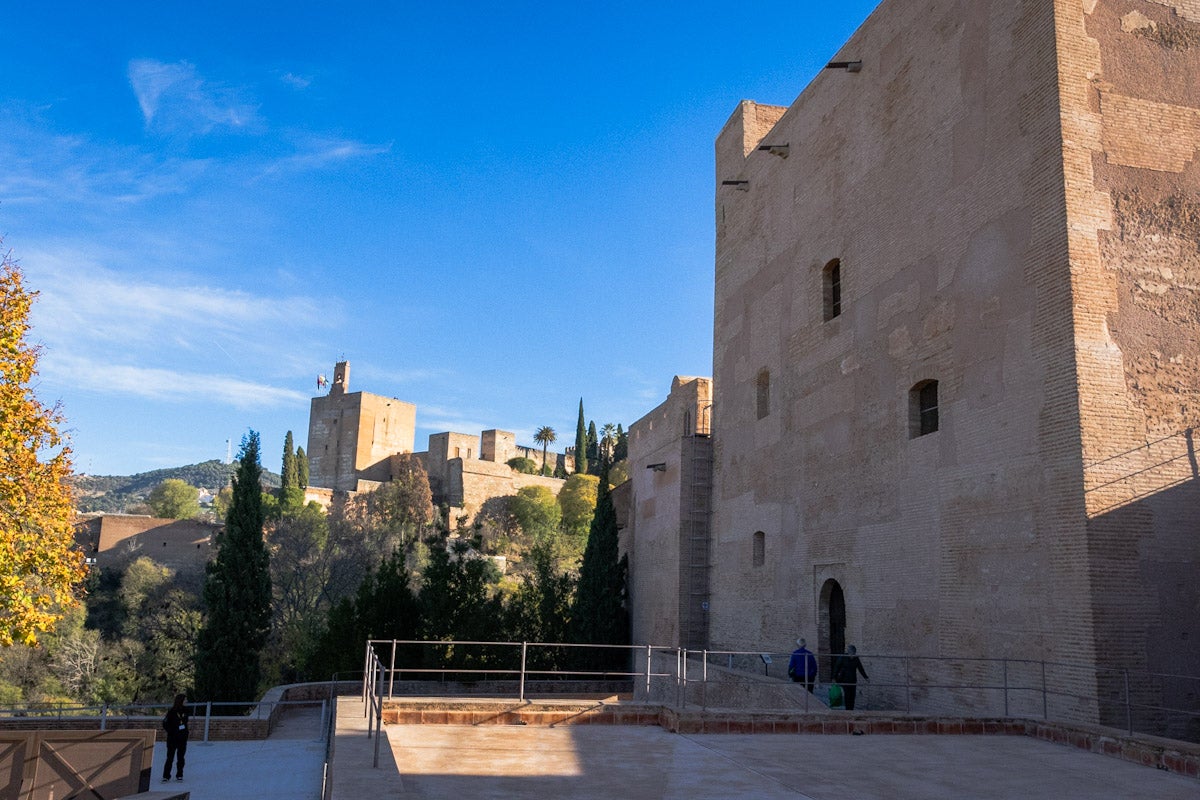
[162, 693, 189, 782]
[833, 645, 869, 710]
[787, 638, 818, 693]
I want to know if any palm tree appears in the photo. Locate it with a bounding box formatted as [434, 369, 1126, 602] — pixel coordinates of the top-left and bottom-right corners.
[600, 423, 617, 466]
[533, 426, 557, 475]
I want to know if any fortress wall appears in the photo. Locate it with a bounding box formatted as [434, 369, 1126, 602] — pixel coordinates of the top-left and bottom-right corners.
[709, 0, 1097, 692]
[83, 515, 216, 577]
[625, 377, 713, 648]
[1056, 0, 1200, 732]
[447, 459, 566, 525]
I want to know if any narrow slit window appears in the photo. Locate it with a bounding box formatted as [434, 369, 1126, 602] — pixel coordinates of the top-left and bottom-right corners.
[756, 369, 770, 420]
[753, 531, 765, 567]
[823, 259, 842, 321]
[910, 380, 939, 437]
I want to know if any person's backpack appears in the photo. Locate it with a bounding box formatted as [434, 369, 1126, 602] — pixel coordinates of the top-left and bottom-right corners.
[828, 683, 844, 708]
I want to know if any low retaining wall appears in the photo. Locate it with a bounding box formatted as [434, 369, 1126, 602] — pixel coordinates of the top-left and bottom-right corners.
[380, 680, 632, 698]
[0, 681, 362, 742]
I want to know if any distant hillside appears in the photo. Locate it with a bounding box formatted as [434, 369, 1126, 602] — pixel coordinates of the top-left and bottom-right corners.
[72, 459, 283, 514]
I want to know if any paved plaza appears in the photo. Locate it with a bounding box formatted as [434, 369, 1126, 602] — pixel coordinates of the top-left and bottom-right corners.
[328, 699, 1198, 800]
[144, 698, 1199, 798]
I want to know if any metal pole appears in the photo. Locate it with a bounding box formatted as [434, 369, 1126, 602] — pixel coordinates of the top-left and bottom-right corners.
[1124, 669, 1132, 735]
[702, 651, 709, 712]
[905, 657, 912, 714]
[319, 699, 327, 742]
[204, 702, 212, 743]
[389, 640, 397, 699]
[644, 645, 652, 697]
[372, 693, 382, 769]
[1003, 659, 1009, 717]
[1041, 661, 1048, 720]
[372, 659, 384, 768]
[363, 652, 371, 718]
[679, 649, 687, 709]
[362, 643, 370, 704]
[519, 642, 528, 702]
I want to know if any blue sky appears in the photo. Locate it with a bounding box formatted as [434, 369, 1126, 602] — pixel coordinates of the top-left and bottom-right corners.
[3, 1, 880, 477]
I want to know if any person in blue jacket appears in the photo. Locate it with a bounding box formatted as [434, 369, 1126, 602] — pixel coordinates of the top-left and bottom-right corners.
[788, 638, 819, 692]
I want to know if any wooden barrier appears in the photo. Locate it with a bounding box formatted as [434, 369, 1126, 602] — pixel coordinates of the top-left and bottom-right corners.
[0, 729, 154, 800]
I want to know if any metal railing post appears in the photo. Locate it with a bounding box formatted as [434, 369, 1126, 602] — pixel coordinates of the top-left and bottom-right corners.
[389, 640, 397, 699]
[1041, 661, 1048, 720]
[362, 642, 371, 704]
[1002, 659, 1009, 717]
[204, 702, 212, 743]
[702, 651, 709, 712]
[519, 642, 528, 702]
[319, 699, 327, 742]
[905, 657, 912, 714]
[1124, 669, 1133, 735]
[679, 650, 687, 709]
[372, 658, 384, 768]
[644, 645, 652, 697]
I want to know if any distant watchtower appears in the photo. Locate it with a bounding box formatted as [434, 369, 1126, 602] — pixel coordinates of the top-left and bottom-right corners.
[331, 361, 349, 395]
[306, 361, 416, 492]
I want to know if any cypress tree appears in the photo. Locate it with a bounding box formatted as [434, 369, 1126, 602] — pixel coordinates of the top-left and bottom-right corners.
[614, 424, 628, 463]
[569, 468, 629, 670]
[296, 446, 309, 488]
[586, 421, 599, 474]
[194, 431, 272, 701]
[281, 431, 298, 489]
[574, 399, 588, 475]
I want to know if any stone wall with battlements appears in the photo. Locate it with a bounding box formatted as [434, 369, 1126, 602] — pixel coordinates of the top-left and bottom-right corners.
[623, 377, 713, 649]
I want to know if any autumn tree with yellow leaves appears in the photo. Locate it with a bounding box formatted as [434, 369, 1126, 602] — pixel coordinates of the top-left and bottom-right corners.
[0, 242, 84, 646]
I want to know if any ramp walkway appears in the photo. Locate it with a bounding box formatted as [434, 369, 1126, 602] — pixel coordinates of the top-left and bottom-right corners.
[147, 706, 325, 800]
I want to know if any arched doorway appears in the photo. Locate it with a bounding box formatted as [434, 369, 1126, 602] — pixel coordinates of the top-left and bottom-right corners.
[818, 579, 846, 681]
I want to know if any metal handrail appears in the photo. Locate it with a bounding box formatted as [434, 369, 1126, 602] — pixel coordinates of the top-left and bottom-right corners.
[0, 698, 328, 742]
[362, 639, 1200, 743]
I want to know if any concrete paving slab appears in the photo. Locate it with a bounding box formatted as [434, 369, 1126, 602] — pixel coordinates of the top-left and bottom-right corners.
[328, 695, 1199, 799]
[150, 708, 325, 800]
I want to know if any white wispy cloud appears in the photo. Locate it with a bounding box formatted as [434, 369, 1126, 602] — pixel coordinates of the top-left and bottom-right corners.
[128, 59, 260, 133]
[0, 115, 205, 207]
[29, 250, 327, 353]
[261, 135, 391, 175]
[280, 72, 312, 89]
[40, 355, 309, 409]
[20, 245, 339, 411]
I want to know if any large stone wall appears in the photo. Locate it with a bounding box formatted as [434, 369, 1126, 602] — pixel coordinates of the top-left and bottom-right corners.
[709, 0, 1084, 714]
[76, 514, 216, 580]
[703, 0, 1198, 732]
[623, 377, 713, 649]
[1055, 0, 1200, 735]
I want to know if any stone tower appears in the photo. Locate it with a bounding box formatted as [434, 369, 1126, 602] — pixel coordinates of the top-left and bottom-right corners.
[306, 361, 417, 492]
[703, 0, 1199, 732]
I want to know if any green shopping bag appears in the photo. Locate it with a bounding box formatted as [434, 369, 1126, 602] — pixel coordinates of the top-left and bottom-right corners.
[828, 683, 844, 708]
